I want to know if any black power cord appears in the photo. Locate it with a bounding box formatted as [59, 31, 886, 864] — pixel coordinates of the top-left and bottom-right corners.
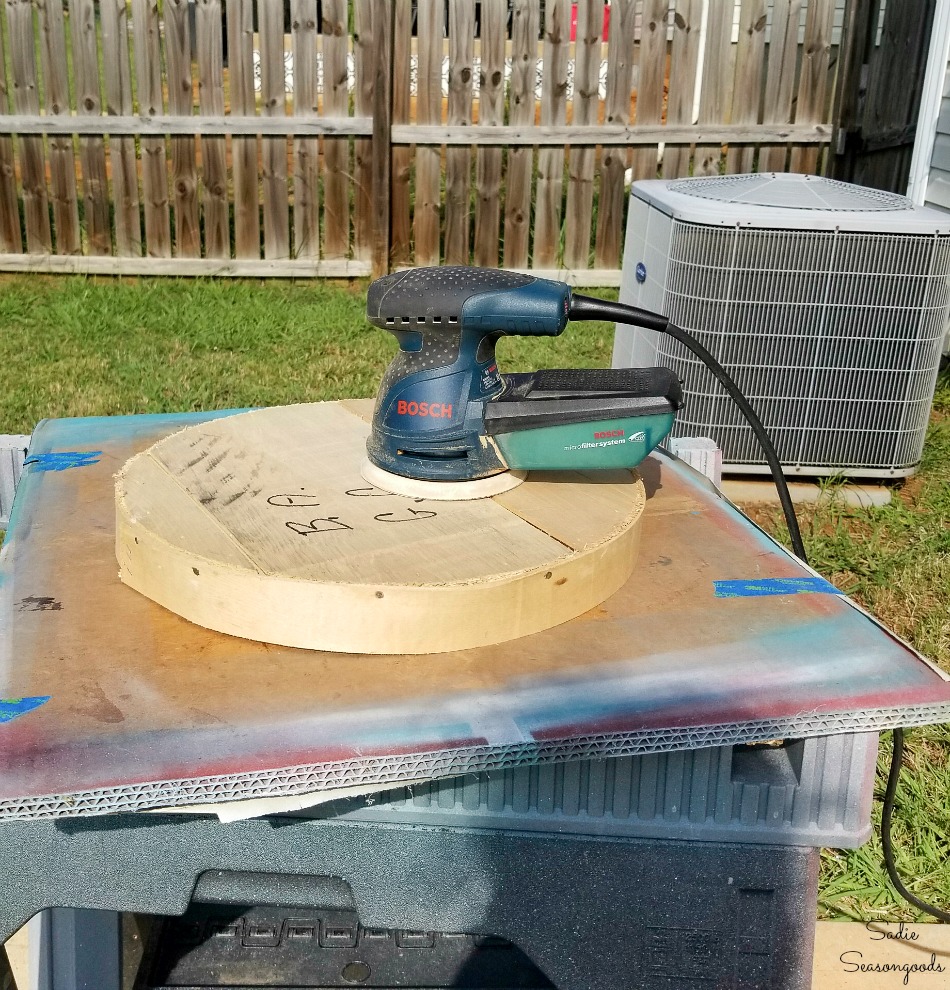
[882, 727, 950, 921]
[569, 292, 944, 922]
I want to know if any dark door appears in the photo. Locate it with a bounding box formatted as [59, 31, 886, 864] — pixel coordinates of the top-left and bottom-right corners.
[830, 0, 937, 192]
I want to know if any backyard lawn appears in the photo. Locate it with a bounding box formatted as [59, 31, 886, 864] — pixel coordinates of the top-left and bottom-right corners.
[0, 274, 948, 922]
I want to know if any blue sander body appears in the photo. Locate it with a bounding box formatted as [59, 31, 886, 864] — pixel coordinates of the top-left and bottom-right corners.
[364, 267, 682, 494]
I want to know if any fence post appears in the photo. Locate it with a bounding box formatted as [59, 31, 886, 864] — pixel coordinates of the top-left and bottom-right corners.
[371, 0, 394, 278]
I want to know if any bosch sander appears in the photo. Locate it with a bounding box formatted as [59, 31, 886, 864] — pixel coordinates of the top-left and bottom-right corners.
[362, 266, 683, 499]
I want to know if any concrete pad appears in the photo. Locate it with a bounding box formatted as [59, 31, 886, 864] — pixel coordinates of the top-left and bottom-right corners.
[813, 920, 950, 988]
[722, 478, 893, 508]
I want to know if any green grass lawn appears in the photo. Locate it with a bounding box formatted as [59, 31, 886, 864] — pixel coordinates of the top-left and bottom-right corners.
[0, 274, 947, 922]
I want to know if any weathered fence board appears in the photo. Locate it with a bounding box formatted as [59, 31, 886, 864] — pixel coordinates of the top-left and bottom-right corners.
[663, 0, 704, 179]
[353, 0, 375, 262]
[445, 0, 475, 265]
[37, 0, 80, 255]
[791, 0, 837, 174]
[413, 0, 444, 267]
[595, 0, 637, 269]
[0, 117, 825, 142]
[100, 0, 143, 257]
[227, 0, 261, 259]
[0, 256, 371, 277]
[0, 9, 19, 252]
[322, 0, 350, 259]
[633, 0, 669, 181]
[70, 0, 112, 255]
[761, 0, 805, 172]
[165, 0, 201, 257]
[533, 0, 570, 269]
[390, 0, 413, 267]
[389, 123, 828, 145]
[0, 0, 851, 280]
[132, 0, 172, 257]
[727, 0, 768, 175]
[290, 0, 320, 261]
[6, 0, 51, 252]
[370, 0, 393, 276]
[563, 0, 604, 269]
[197, 0, 231, 259]
[503, 0, 540, 269]
[694, 0, 737, 176]
[474, 0, 506, 268]
[260, 0, 290, 259]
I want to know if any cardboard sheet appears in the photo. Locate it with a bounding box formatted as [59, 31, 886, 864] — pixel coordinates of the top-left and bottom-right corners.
[1, 409, 949, 820]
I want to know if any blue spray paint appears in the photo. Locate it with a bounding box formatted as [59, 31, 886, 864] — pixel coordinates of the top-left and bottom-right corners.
[714, 577, 840, 598]
[24, 451, 102, 472]
[0, 696, 51, 724]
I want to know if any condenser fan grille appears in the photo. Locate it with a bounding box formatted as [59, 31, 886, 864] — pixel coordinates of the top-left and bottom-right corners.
[674, 173, 910, 211]
[660, 222, 950, 471]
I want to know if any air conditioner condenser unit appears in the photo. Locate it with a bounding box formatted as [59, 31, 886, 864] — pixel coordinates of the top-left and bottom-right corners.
[613, 174, 950, 478]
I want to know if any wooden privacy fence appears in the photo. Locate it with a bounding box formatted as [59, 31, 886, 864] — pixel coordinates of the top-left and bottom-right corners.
[0, 0, 843, 282]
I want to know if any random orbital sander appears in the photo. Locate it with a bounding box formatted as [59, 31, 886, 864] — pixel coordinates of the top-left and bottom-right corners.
[362, 266, 683, 499]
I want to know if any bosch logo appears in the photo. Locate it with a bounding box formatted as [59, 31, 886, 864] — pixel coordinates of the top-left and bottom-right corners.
[397, 400, 453, 419]
[594, 429, 625, 439]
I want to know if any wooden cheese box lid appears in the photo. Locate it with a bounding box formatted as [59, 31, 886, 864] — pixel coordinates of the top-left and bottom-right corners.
[115, 400, 646, 654]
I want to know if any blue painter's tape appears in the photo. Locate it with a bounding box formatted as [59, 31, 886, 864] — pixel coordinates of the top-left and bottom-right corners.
[25, 451, 102, 472]
[714, 577, 841, 598]
[0, 696, 51, 724]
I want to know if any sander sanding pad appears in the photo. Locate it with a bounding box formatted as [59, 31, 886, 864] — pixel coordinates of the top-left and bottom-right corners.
[360, 458, 527, 501]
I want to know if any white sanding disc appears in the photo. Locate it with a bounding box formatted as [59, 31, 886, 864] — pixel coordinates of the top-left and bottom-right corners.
[360, 458, 527, 501]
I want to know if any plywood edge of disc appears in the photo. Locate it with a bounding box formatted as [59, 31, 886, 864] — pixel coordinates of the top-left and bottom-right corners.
[114, 402, 647, 655]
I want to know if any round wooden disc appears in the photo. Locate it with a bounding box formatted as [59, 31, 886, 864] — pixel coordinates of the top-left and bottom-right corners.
[115, 401, 646, 655]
